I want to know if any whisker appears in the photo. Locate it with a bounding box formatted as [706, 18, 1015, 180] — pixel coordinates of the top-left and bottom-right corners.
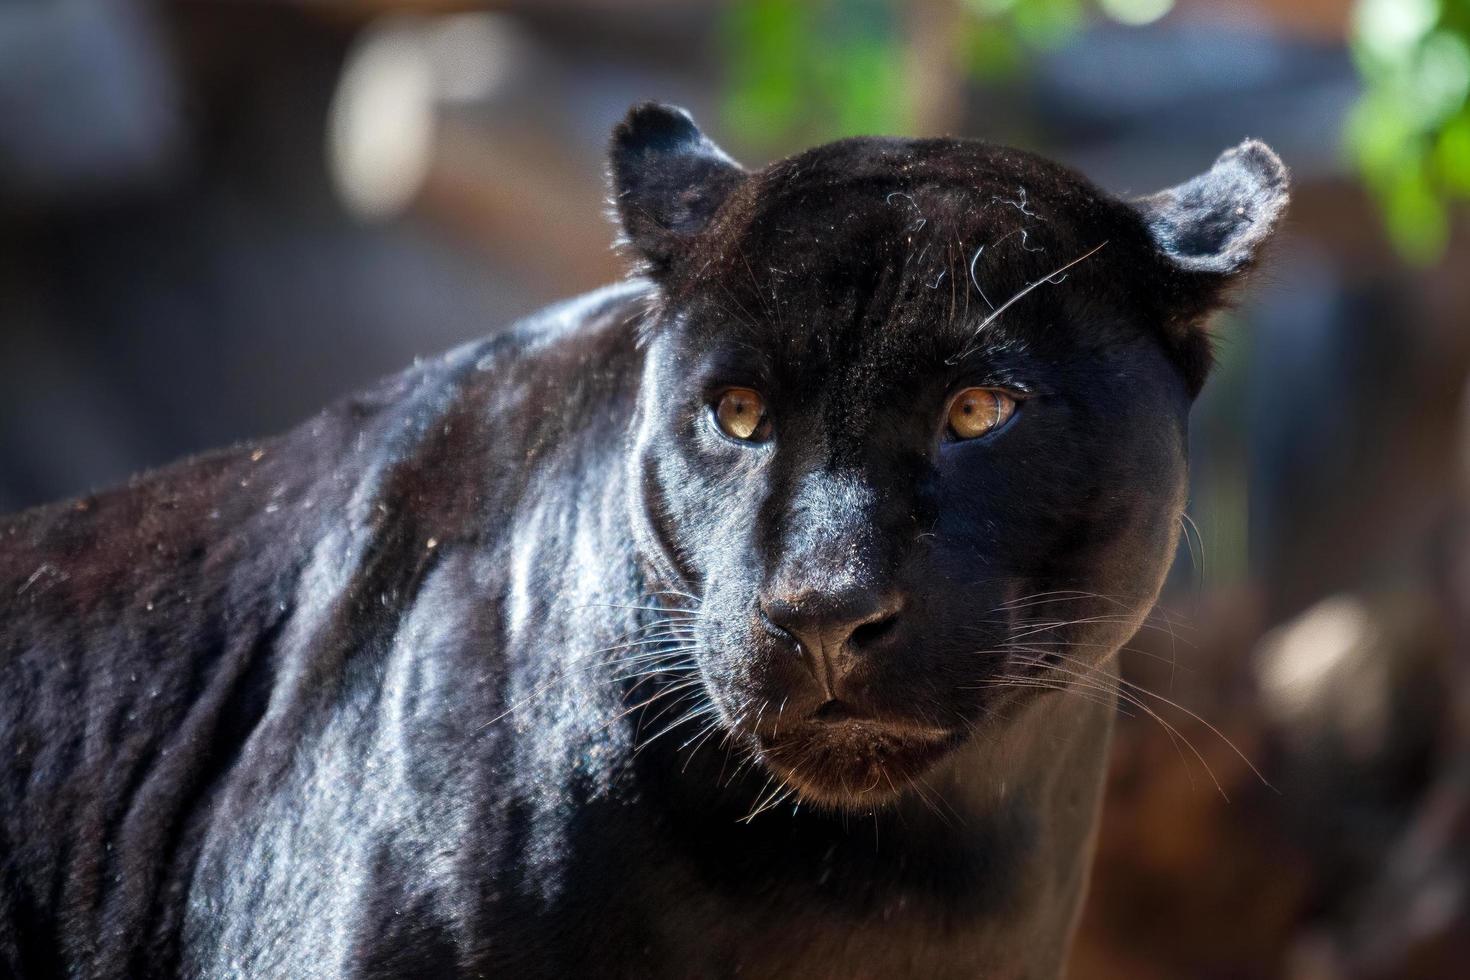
[988, 636, 1187, 670]
[1001, 657, 1233, 799]
[1021, 649, 1272, 792]
[967, 677, 1122, 714]
[949, 242, 1109, 363]
[633, 697, 717, 758]
[577, 603, 701, 616]
[1179, 511, 1206, 591]
[997, 589, 1138, 610]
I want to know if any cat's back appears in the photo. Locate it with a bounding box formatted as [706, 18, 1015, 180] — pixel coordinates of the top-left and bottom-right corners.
[0, 277, 651, 650]
[0, 279, 649, 976]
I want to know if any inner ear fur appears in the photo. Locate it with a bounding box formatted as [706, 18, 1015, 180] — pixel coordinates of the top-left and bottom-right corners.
[1137, 139, 1289, 275]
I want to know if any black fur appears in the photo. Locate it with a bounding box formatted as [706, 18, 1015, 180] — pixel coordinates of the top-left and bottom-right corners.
[0, 104, 1287, 978]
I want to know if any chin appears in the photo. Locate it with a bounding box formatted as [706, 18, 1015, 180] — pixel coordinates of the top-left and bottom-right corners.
[753, 720, 963, 811]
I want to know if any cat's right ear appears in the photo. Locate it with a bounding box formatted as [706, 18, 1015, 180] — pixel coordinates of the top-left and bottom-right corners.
[609, 102, 747, 280]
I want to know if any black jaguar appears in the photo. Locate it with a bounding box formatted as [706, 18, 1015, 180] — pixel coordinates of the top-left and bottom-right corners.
[0, 103, 1287, 978]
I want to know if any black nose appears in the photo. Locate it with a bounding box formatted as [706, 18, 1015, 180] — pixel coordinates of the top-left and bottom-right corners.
[759, 587, 903, 695]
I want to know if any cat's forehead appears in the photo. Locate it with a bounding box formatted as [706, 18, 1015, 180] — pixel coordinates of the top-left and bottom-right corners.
[738, 137, 1116, 242]
[680, 138, 1144, 366]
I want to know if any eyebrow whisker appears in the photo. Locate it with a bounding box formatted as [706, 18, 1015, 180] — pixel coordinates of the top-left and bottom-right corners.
[948, 240, 1109, 365]
[968, 244, 995, 310]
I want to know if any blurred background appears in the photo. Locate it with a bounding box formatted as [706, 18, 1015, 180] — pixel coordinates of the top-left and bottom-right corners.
[1, 0, 1466, 975]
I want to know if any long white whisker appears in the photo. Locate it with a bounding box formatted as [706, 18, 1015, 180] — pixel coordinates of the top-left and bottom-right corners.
[949, 242, 1109, 363]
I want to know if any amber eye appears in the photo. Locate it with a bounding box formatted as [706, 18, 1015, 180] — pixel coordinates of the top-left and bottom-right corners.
[714, 388, 771, 442]
[946, 387, 1016, 440]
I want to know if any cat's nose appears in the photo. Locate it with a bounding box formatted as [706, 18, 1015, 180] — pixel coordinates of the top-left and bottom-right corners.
[759, 587, 903, 696]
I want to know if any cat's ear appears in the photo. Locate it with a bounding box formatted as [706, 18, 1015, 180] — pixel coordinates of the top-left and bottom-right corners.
[1137, 139, 1289, 276]
[1134, 139, 1290, 394]
[609, 102, 747, 278]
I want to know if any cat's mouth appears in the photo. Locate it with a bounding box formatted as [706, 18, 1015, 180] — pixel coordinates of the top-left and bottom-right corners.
[751, 711, 962, 809]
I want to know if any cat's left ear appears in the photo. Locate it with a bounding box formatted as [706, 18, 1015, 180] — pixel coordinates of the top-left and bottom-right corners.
[1134, 140, 1290, 393]
[609, 102, 748, 280]
[1137, 139, 1289, 276]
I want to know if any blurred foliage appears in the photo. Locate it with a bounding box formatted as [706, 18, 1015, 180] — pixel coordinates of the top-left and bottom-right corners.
[721, 0, 911, 146]
[720, 0, 1470, 263]
[720, 0, 1106, 148]
[1348, 0, 1470, 263]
